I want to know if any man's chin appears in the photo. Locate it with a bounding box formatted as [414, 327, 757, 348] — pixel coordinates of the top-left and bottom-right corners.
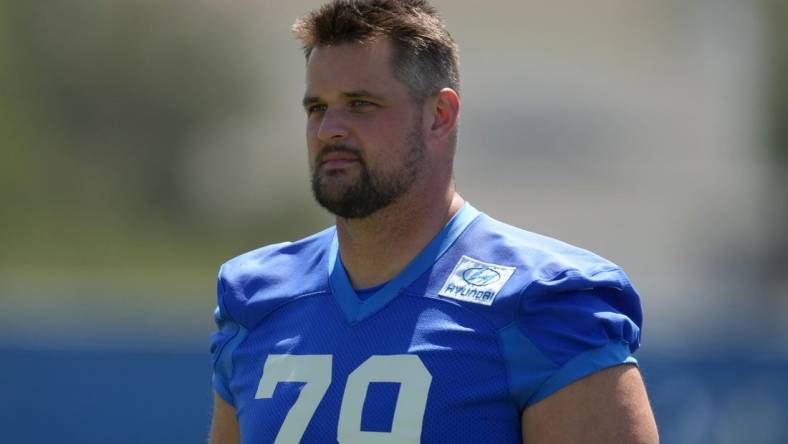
[313, 183, 354, 210]
[315, 198, 364, 219]
[315, 181, 356, 199]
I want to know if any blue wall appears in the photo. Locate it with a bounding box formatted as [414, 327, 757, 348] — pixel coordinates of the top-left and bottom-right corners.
[2, 347, 212, 444]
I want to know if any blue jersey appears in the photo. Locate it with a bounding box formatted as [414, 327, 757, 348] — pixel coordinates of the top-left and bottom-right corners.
[210, 204, 642, 443]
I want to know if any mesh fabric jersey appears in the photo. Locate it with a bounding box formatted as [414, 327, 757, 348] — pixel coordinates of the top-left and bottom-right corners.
[210, 203, 642, 443]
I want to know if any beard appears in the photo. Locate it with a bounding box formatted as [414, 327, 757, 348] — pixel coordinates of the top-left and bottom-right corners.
[310, 122, 426, 219]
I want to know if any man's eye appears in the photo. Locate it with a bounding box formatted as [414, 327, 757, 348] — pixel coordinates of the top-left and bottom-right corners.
[350, 100, 374, 108]
[307, 104, 326, 114]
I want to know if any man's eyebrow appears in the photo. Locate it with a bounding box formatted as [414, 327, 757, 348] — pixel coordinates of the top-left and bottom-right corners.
[302, 90, 384, 108]
[302, 95, 320, 108]
[343, 90, 384, 100]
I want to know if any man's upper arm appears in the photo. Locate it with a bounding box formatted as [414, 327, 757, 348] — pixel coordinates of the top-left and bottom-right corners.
[521, 364, 658, 443]
[210, 266, 244, 443]
[209, 391, 240, 444]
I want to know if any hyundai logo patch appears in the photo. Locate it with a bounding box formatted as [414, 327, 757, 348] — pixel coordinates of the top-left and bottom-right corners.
[438, 256, 516, 306]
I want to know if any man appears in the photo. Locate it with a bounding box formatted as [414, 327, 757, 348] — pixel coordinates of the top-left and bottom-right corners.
[209, 1, 659, 442]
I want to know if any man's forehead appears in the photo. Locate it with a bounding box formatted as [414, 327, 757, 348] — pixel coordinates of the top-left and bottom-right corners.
[304, 40, 403, 97]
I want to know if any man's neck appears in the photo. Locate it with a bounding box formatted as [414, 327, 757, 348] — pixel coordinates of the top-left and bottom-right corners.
[335, 189, 465, 290]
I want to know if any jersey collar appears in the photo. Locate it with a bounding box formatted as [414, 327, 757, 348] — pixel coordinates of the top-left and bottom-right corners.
[328, 203, 481, 324]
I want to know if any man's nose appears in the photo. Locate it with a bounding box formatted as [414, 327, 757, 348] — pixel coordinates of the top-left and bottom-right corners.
[317, 109, 349, 143]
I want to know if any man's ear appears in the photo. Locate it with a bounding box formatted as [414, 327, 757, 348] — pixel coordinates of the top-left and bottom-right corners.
[427, 88, 460, 140]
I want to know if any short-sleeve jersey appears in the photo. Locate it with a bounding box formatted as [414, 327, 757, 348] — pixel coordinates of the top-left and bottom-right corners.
[210, 204, 642, 443]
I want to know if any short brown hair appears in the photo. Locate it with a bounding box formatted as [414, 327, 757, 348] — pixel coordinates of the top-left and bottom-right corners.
[292, 0, 460, 102]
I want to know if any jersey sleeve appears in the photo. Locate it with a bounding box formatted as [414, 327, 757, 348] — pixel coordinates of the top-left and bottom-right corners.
[498, 267, 642, 409]
[209, 265, 248, 407]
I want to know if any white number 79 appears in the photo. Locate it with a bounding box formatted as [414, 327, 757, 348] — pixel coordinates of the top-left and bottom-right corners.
[255, 354, 432, 443]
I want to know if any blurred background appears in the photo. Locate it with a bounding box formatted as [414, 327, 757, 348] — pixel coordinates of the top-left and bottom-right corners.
[1, 0, 786, 442]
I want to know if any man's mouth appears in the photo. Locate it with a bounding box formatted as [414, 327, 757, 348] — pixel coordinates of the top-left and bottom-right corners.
[318, 150, 361, 169]
[322, 158, 359, 169]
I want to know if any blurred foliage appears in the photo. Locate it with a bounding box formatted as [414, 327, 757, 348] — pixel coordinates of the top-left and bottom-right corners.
[765, 0, 788, 281]
[767, 0, 788, 163]
[1, 0, 786, 276]
[0, 1, 320, 269]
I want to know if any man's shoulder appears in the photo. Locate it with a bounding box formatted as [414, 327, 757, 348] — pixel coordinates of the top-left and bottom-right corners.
[216, 227, 335, 326]
[411, 211, 634, 327]
[221, 226, 335, 277]
[466, 214, 624, 284]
